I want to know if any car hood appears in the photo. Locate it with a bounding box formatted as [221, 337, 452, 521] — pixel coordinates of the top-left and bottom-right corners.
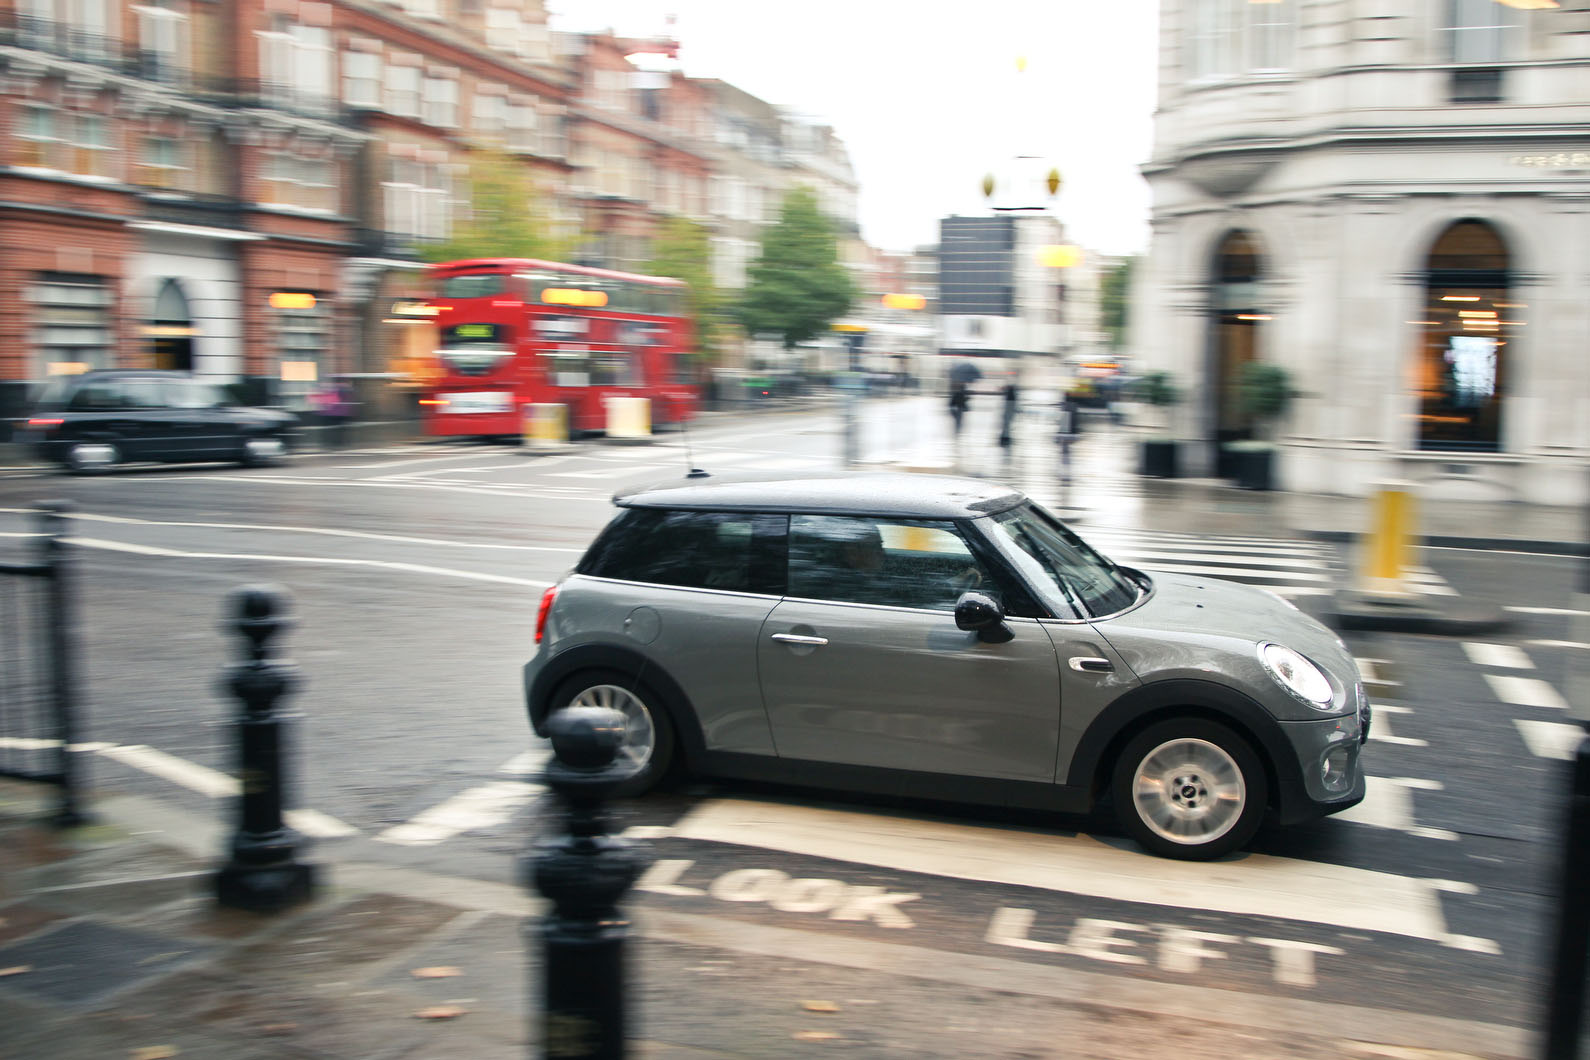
[1106, 569, 1356, 679]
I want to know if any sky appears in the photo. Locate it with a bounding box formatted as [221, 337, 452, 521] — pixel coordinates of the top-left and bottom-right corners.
[546, 1, 1160, 257]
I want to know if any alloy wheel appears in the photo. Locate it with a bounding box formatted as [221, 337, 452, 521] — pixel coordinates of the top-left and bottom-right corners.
[1131, 737, 1247, 846]
[566, 684, 655, 771]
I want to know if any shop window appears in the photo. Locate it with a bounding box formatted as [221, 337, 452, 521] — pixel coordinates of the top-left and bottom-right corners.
[272, 295, 329, 410]
[29, 274, 114, 379]
[1415, 220, 1513, 452]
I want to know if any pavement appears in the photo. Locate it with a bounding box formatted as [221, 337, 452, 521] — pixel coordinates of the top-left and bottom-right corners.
[0, 779, 1541, 1060]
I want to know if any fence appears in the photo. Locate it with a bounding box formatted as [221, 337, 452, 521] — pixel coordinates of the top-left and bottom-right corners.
[0, 502, 87, 825]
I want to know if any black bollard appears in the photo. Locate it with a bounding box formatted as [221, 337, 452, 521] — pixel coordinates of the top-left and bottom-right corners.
[530, 706, 650, 1060]
[1543, 727, 1590, 1060]
[214, 585, 315, 912]
[38, 501, 90, 828]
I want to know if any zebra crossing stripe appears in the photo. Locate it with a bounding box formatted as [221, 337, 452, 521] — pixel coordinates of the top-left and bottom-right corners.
[1461, 643, 1534, 670]
[1514, 720, 1585, 761]
[1484, 674, 1568, 711]
[375, 780, 542, 847]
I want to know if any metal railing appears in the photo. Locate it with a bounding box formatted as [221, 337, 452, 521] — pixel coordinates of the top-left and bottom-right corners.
[0, 503, 88, 825]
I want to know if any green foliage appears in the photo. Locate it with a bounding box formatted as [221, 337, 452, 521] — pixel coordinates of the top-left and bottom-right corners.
[420, 147, 570, 264]
[646, 216, 730, 365]
[1100, 256, 1136, 350]
[737, 186, 856, 350]
[1237, 362, 1294, 424]
[1129, 371, 1180, 407]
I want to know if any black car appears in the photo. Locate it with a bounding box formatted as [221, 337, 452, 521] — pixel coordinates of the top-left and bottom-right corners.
[20, 371, 297, 473]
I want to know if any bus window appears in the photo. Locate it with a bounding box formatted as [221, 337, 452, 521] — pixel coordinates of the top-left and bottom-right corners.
[543, 349, 590, 387]
[592, 350, 642, 387]
[441, 272, 508, 300]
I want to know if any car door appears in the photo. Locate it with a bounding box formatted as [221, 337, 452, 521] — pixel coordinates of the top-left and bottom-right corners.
[757, 514, 1062, 782]
[120, 377, 191, 459]
[175, 379, 244, 457]
[65, 378, 158, 458]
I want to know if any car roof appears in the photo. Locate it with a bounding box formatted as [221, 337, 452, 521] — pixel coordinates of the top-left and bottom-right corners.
[614, 471, 1027, 519]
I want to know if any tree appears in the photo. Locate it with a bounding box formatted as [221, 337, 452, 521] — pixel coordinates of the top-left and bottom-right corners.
[1100, 255, 1136, 350]
[421, 147, 571, 264]
[737, 186, 855, 349]
[647, 215, 731, 365]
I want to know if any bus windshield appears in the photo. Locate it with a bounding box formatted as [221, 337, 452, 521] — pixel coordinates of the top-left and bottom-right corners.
[440, 273, 510, 300]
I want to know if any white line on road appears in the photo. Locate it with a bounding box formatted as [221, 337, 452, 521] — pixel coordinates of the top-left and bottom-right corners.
[1335, 777, 1457, 841]
[1461, 643, 1535, 670]
[1527, 640, 1590, 651]
[548, 465, 671, 479]
[1483, 674, 1568, 711]
[1098, 548, 1332, 572]
[1506, 606, 1590, 617]
[375, 780, 542, 846]
[1513, 720, 1586, 761]
[1133, 562, 1332, 583]
[57, 511, 583, 553]
[66, 536, 551, 589]
[669, 799, 1492, 949]
[498, 747, 551, 775]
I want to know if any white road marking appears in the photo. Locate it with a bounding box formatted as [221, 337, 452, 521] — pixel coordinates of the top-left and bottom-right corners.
[1335, 777, 1457, 841]
[91, 743, 357, 837]
[1085, 537, 1332, 559]
[0, 738, 113, 753]
[58, 511, 583, 553]
[1483, 674, 1568, 711]
[548, 465, 671, 479]
[1100, 549, 1333, 572]
[1527, 640, 1590, 651]
[376, 780, 542, 846]
[1354, 658, 1401, 688]
[669, 799, 1493, 949]
[497, 748, 551, 776]
[1506, 606, 1590, 617]
[1134, 563, 1332, 583]
[1513, 720, 1586, 761]
[1368, 708, 1428, 747]
[65, 536, 550, 589]
[1462, 642, 1535, 670]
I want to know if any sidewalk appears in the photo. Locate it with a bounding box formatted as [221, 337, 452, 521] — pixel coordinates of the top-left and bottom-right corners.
[0, 780, 1534, 1060]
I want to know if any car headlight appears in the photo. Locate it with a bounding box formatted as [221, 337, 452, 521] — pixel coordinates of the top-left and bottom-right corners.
[1258, 642, 1335, 711]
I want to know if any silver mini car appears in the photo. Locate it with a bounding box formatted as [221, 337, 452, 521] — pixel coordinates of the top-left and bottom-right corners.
[524, 472, 1368, 859]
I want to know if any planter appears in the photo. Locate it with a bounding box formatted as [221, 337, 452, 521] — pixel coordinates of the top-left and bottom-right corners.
[1139, 437, 1180, 478]
[1225, 442, 1276, 491]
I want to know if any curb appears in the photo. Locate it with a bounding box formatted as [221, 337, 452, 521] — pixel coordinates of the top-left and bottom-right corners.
[1324, 590, 1511, 635]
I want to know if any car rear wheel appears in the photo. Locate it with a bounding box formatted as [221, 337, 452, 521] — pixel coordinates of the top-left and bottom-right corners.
[65, 440, 119, 475]
[549, 669, 676, 796]
[1111, 719, 1266, 860]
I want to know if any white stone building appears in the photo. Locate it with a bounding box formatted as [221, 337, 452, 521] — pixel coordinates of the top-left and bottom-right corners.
[1135, 0, 1590, 503]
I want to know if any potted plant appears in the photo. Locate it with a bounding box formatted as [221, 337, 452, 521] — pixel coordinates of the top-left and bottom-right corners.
[1229, 363, 1295, 490]
[1129, 371, 1181, 478]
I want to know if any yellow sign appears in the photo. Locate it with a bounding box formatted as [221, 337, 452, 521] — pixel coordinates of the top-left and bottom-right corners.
[1037, 245, 1083, 268]
[542, 288, 608, 308]
[881, 293, 926, 311]
[269, 292, 317, 310]
[280, 360, 319, 383]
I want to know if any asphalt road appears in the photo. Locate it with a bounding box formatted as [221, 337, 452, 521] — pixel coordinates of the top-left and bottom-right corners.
[0, 396, 1582, 1041]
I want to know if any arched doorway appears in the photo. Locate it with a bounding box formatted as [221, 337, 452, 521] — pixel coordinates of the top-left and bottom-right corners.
[1210, 230, 1264, 475]
[1415, 220, 1511, 451]
[148, 278, 195, 371]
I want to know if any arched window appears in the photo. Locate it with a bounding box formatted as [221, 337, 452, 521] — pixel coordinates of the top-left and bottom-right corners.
[1415, 220, 1512, 452]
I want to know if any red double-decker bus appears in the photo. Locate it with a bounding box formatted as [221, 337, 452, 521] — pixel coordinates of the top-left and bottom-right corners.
[420, 258, 699, 439]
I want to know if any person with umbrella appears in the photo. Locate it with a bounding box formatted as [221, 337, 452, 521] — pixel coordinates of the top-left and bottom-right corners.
[947, 361, 979, 438]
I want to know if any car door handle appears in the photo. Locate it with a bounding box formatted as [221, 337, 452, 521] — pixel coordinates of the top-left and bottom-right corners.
[1068, 657, 1113, 673]
[771, 633, 829, 646]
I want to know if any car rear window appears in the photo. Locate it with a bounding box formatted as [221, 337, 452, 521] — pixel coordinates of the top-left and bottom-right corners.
[581, 508, 775, 593]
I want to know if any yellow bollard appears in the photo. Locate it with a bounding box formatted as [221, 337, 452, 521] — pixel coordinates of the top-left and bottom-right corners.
[1359, 481, 1417, 598]
[523, 403, 569, 451]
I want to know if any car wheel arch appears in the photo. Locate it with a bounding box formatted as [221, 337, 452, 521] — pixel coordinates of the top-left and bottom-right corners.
[1068, 679, 1293, 812]
[529, 643, 705, 764]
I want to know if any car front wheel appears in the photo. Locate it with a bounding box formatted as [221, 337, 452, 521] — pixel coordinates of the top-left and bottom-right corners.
[239, 435, 287, 467]
[1111, 718, 1267, 860]
[548, 669, 676, 796]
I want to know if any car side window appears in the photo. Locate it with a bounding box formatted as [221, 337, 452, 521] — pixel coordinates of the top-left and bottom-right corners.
[787, 515, 992, 612]
[66, 380, 127, 411]
[121, 379, 166, 409]
[580, 508, 761, 592]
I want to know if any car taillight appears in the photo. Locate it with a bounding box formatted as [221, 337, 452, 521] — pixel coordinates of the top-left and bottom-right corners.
[27, 418, 64, 428]
[419, 398, 447, 407]
[535, 584, 559, 644]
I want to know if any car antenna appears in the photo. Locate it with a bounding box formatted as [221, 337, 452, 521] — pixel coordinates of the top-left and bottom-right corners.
[680, 412, 709, 478]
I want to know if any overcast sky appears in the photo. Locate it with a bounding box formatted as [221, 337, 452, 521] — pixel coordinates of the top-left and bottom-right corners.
[546, 1, 1160, 257]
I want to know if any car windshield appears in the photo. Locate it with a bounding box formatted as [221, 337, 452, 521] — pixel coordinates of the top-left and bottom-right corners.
[986, 504, 1141, 618]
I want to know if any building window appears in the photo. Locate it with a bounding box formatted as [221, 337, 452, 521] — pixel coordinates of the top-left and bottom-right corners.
[272, 296, 329, 410]
[473, 92, 506, 140]
[507, 101, 537, 152]
[15, 104, 58, 168]
[383, 159, 450, 241]
[422, 75, 457, 128]
[136, 136, 189, 190]
[1186, 0, 1295, 80]
[30, 274, 114, 378]
[386, 64, 421, 118]
[343, 50, 381, 108]
[133, 2, 189, 85]
[261, 148, 336, 212]
[1415, 220, 1512, 452]
[20, 0, 112, 59]
[1443, 0, 1521, 63]
[257, 22, 333, 113]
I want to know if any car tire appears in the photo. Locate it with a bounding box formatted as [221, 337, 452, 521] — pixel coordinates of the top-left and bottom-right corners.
[1110, 718, 1267, 860]
[65, 440, 119, 475]
[547, 669, 678, 797]
[238, 435, 286, 468]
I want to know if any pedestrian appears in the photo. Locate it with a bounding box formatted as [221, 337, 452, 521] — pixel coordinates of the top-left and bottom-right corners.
[998, 380, 1019, 448]
[948, 380, 970, 437]
[1055, 392, 1080, 478]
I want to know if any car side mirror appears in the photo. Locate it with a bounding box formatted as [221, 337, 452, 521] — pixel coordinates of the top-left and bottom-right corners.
[955, 591, 1013, 643]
